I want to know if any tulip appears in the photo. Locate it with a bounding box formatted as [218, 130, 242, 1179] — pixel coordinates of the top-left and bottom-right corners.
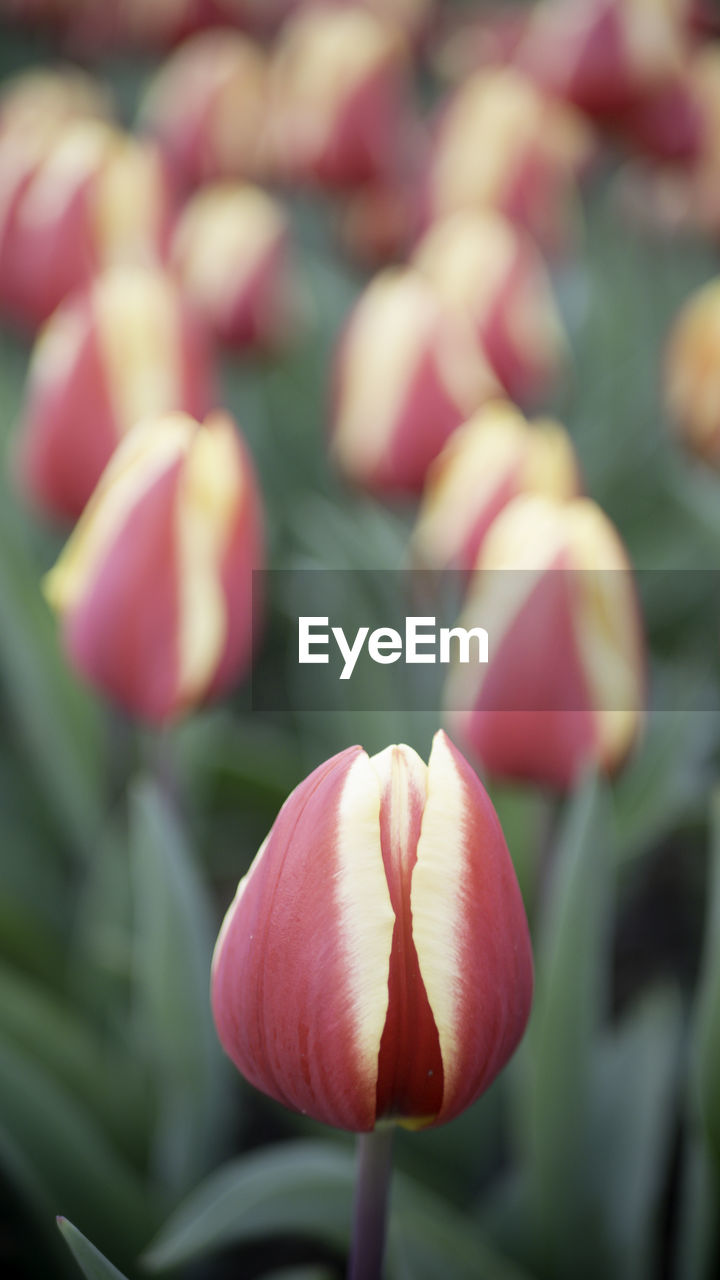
[665, 277, 720, 464]
[268, 5, 416, 189]
[339, 172, 421, 266]
[44, 410, 263, 724]
[331, 267, 500, 494]
[140, 29, 269, 187]
[0, 118, 171, 330]
[212, 729, 533, 1132]
[212, 0, 434, 40]
[412, 400, 581, 573]
[0, 67, 112, 142]
[413, 209, 568, 404]
[446, 495, 644, 790]
[171, 183, 299, 351]
[513, 0, 690, 119]
[425, 67, 594, 255]
[16, 264, 216, 523]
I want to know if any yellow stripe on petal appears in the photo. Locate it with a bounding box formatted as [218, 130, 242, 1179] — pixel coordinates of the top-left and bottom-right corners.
[562, 501, 644, 768]
[413, 400, 527, 568]
[414, 210, 517, 324]
[173, 184, 285, 321]
[174, 412, 244, 704]
[332, 270, 437, 479]
[19, 119, 113, 232]
[93, 266, 183, 438]
[410, 730, 468, 1108]
[44, 413, 195, 615]
[335, 751, 396, 1092]
[92, 137, 164, 269]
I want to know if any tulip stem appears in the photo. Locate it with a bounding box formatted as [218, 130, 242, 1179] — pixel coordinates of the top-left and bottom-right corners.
[348, 1126, 395, 1280]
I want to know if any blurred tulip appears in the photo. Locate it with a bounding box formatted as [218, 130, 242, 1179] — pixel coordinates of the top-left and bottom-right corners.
[16, 265, 215, 522]
[206, 0, 298, 34]
[212, 729, 533, 1132]
[426, 67, 594, 255]
[412, 400, 581, 573]
[171, 183, 300, 351]
[620, 70, 705, 163]
[513, 0, 690, 118]
[331, 267, 500, 494]
[140, 29, 269, 187]
[0, 118, 171, 329]
[339, 172, 421, 265]
[269, 5, 416, 189]
[0, 66, 113, 142]
[665, 277, 720, 463]
[44, 410, 263, 723]
[212, 0, 434, 39]
[413, 209, 568, 404]
[446, 495, 644, 789]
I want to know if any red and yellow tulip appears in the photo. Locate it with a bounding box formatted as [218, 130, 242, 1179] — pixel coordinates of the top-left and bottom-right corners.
[331, 267, 500, 494]
[0, 117, 170, 330]
[44, 410, 263, 723]
[665, 277, 720, 464]
[425, 67, 594, 255]
[413, 209, 568, 404]
[446, 495, 645, 790]
[413, 400, 581, 573]
[171, 183, 300, 351]
[140, 29, 269, 187]
[212, 730, 533, 1132]
[16, 264, 215, 523]
[268, 5, 415, 189]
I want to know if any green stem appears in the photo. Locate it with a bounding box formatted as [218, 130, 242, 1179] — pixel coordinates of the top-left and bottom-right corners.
[348, 1126, 395, 1280]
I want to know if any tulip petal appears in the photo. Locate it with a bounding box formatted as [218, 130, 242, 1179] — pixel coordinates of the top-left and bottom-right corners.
[370, 746, 444, 1124]
[212, 747, 395, 1131]
[411, 731, 533, 1124]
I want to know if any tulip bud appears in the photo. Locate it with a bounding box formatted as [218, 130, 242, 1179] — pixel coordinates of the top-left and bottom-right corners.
[426, 67, 594, 255]
[331, 267, 501, 494]
[413, 209, 568, 404]
[171, 183, 299, 351]
[212, 730, 533, 1132]
[0, 67, 112, 143]
[140, 29, 269, 187]
[339, 173, 421, 266]
[0, 118, 171, 330]
[412, 400, 581, 573]
[446, 495, 645, 789]
[665, 278, 720, 464]
[514, 0, 689, 118]
[16, 265, 215, 522]
[269, 6, 415, 189]
[44, 410, 263, 724]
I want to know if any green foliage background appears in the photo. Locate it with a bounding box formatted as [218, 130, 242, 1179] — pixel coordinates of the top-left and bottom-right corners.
[1, 6, 720, 1279]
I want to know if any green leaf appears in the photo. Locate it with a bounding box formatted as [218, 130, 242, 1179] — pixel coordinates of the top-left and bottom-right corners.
[143, 1141, 354, 1267]
[0, 963, 149, 1162]
[613, 700, 716, 867]
[517, 774, 614, 1280]
[262, 1271, 336, 1280]
[0, 1038, 155, 1263]
[0, 499, 105, 855]
[673, 1137, 720, 1280]
[675, 789, 720, 1280]
[144, 1140, 535, 1280]
[58, 1219, 131, 1280]
[587, 990, 682, 1280]
[695, 790, 720, 1168]
[129, 775, 229, 1197]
